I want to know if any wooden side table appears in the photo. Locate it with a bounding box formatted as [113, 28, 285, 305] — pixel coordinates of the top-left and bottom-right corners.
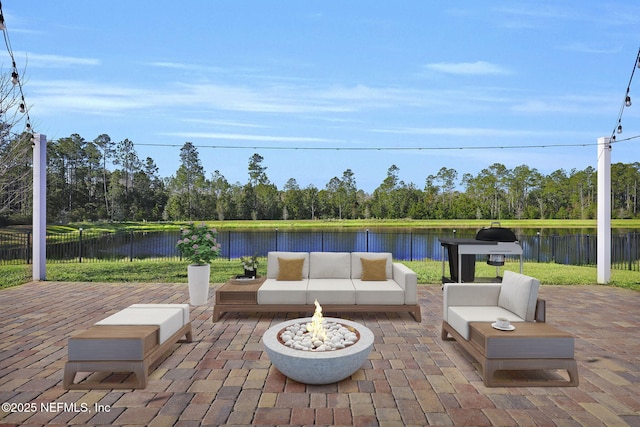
[213, 277, 265, 321]
[466, 321, 578, 387]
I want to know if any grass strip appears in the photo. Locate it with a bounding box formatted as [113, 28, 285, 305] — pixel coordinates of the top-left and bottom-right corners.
[1, 259, 638, 291]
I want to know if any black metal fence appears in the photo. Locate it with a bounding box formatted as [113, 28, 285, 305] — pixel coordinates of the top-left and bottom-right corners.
[1, 229, 639, 271]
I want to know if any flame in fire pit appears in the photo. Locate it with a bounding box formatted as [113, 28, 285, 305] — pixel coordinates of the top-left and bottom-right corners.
[306, 299, 327, 341]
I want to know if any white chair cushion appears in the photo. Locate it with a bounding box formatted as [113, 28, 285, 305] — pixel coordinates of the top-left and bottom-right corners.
[350, 252, 392, 279]
[309, 252, 351, 278]
[266, 252, 309, 279]
[497, 271, 540, 321]
[352, 279, 404, 305]
[448, 306, 524, 340]
[257, 278, 308, 304]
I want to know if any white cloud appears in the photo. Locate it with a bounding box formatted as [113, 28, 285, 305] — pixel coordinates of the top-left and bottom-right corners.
[494, 5, 573, 21]
[14, 51, 100, 68]
[511, 94, 617, 115]
[180, 118, 271, 129]
[160, 131, 336, 144]
[559, 43, 622, 54]
[28, 80, 156, 115]
[371, 126, 589, 139]
[26, 76, 516, 120]
[145, 61, 224, 73]
[424, 61, 511, 76]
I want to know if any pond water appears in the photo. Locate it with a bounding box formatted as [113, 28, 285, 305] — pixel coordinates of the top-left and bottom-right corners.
[48, 226, 639, 269]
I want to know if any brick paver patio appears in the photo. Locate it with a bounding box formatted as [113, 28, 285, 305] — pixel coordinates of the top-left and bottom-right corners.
[1, 281, 639, 426]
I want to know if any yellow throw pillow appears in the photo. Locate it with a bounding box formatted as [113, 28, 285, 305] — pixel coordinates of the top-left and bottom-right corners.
[277, 257, 305, 281]
[360, 257, 387, 281]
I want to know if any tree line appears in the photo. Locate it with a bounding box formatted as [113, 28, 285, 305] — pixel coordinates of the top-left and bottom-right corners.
[1, 133, 639, 224]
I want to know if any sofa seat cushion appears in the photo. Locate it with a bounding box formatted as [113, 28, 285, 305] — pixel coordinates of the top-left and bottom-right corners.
[306, 279, 355, 305]
[258, 278, 308, 304]
[352, 279, 405, 305]
[95, 306, 184, 344]
[447, 306, 525, 340]
[309, 252, 351, 278]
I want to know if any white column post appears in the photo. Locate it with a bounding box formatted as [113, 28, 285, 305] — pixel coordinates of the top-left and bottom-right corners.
[597, 136, 611, 284]
[33, 133, 47, 281]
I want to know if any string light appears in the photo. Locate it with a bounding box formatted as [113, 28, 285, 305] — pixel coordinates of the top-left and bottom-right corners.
[610, 47, 639, 142]
[0, 1, 33, 134]
[136, 139, 640, 151]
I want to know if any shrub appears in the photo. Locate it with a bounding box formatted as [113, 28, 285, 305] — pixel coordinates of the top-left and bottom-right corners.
[176, 223, 222, 265]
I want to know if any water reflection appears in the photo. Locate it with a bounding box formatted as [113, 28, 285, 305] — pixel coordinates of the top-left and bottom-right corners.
[40, 227, 639, 268]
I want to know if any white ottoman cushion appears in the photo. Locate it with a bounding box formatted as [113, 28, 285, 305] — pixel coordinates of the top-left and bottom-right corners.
[96, 307, 183, 344]
[129, 304, 190, 326]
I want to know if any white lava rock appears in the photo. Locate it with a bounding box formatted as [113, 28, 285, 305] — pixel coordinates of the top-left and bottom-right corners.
[278, 320, 360, 352]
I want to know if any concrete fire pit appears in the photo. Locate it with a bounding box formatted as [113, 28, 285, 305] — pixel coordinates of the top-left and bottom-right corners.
[262, 317, 374, 384]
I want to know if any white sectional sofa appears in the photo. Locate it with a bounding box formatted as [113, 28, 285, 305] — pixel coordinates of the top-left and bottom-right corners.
[255, 251, 421, 321]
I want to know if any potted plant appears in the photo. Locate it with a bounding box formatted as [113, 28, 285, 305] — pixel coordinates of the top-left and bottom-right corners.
[177, 223, 221, 305]
[240, 254, 259, 278]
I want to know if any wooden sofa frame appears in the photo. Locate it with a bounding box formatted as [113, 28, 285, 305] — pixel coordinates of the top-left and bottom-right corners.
[213, 302, 422, 322]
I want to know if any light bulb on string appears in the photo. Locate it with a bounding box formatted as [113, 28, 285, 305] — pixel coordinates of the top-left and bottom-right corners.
[625, 95, 632, 107]
[617, 124, 622, 134]
[1, 3, 35, 133]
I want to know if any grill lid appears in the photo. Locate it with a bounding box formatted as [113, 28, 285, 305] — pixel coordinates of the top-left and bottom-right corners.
[475, 222, 517, 242]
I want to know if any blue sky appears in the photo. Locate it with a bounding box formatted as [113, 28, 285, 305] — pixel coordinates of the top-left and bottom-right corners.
[3, 1, 640, 192]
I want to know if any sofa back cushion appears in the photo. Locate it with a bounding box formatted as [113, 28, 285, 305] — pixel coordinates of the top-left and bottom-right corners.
[266, 252, 309, 279]
[309, 252, 351, 279]
[497, 270, 540, 321]
[350, 252, 392, 279]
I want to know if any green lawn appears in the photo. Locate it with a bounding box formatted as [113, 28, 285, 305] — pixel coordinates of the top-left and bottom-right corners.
[40, 218, 640, 233]
[2, 259, 639, 291]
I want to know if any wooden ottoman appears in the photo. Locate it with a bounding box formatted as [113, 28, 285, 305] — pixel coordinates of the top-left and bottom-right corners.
[64, 304, 192, 390]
